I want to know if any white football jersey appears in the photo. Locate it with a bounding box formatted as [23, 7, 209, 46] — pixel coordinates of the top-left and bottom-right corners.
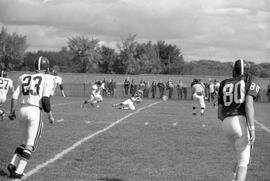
[192, 83, 204, 93]
[46, 75, 63, 96]
[12, 73, 54, 108]
[0, 77, 13, 98]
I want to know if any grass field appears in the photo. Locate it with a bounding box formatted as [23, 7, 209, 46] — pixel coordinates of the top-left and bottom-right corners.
[0, 97, 270, 181]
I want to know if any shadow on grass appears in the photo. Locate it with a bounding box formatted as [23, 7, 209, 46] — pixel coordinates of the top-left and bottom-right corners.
[98, 177, 124, 181]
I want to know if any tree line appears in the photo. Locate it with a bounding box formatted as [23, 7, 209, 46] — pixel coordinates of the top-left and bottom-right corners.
[0, 26, 269, 77]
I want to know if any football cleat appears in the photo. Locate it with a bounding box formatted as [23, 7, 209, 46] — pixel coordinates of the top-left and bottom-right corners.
[12, 172, 24, 179]
[7, 164, 16, 178]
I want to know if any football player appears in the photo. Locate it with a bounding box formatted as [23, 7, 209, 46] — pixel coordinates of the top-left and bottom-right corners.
[7, 56, 55, 179]
[218, 59, 260, 181]
[47, 69, 66, 97]
[112, 90, 143, 110]
[81, 80, 107, 108]
[0, 68, 14, 120]
[191, 79, 206, 116]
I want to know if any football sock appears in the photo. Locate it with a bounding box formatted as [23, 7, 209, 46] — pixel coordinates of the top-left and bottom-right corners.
[10, 145, 25, 167]
[15, 149, 32, 175]
[192, 106, 196, 114]
[201, 108, 205, 114]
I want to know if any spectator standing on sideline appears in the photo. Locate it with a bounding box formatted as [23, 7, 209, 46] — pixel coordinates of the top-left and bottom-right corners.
[209, 79, 215, 103]
[167, 80, 174, 99]
[124, 77, 130, 96]
[267, 85, 270, 102]
[130, 79, 135, 96]
[157, 80, 165, 99]
[177, 80, 184, 99]
[108, 79, 116, 97]
[151, 80, 157, 99]
[138, 80, 145, 96]
[183, 82, 188, 100]
[144, 81, 150, 98]
[213, 79, 220, 108]
[218, 59, 260, 181]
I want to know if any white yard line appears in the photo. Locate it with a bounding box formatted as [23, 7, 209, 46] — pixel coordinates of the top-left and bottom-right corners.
[255, 120, 270, 133]
[23, 101, 161, 180]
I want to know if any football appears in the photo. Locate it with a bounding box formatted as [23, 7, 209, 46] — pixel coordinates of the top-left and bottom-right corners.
[162, 95, 168, 101]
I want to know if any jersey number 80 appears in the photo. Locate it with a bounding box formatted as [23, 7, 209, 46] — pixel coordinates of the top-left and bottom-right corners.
[222, 80, 259, 106]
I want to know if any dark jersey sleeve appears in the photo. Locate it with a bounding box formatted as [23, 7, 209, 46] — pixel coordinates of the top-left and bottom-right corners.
[245, 74, 260, 100]
[218, 80, 225, 105]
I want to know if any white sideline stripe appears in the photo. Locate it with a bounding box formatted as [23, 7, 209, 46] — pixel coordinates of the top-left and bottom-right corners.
[255, 120, 270, 133]
[23, 101, 161, 179]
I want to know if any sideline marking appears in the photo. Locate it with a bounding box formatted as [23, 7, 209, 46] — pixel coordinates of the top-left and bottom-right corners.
[255, 120, 270, 133]
[23, 101, 161, 179]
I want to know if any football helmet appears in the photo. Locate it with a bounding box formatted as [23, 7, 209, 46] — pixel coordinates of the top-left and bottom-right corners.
[52, 69, 58, 76]
[0, 70, 7, 77]
[34, 56, 50, 72]
[232, 59, 249, 77]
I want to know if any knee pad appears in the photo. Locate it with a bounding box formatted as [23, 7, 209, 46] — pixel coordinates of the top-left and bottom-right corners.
[21, 147, 33, 160]
[14, 144, 25, 156]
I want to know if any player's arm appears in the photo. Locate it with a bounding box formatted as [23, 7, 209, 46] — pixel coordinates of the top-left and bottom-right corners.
[43, 78, 55, 124]
[217, 81, 225, 121]
[41, 96, 54, 124]
[245, 95, 255, 149]
[57, 77, 66, 97]
[59, 84, 66, 97]
[9, 85, 21, 120]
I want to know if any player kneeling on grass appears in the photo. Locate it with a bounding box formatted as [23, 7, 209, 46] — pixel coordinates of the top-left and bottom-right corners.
[191, 79, 206, 116]
[218, 59, 260, 181]
[7, 56, 55, 179]
[82, 80, 107, 108]
[112, 90, 143, 110]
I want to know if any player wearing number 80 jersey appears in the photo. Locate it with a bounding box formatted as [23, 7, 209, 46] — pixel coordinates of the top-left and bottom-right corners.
[218, 59, 260, 181]
[7, 56, 55, 179]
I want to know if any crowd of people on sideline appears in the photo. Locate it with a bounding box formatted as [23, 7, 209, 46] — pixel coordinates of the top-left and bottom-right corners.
[121, 77, 223, 103]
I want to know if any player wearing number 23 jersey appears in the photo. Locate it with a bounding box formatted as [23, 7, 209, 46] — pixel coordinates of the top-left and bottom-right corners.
[7, 56, 55, 179]
[218, 59, 260, 181]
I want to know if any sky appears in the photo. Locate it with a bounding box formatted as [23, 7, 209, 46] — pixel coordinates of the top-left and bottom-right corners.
[0, 0, 269, 63]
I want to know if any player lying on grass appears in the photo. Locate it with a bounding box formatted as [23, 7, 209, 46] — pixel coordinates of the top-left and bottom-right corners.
[112, 90, 143, 110]
[82, 80, 108, 108]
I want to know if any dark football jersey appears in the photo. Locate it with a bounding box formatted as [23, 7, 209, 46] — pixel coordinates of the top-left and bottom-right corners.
[218, 74, 260, 118]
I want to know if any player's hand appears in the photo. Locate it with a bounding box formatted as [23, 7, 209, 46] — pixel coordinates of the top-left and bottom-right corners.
[48, 113, 55, 124]
[8, 112, 16, 120]
[249, 129, 255, 150]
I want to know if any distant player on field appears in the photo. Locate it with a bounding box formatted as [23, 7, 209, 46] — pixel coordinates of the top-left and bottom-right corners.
[218, 59, 260, 181]
[0, 68, 14, 120]
[7, 56, 55, 179]
[191, 79, 206, 116]
[82, 80, 107, 108]
[112, 90, 143, 110]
